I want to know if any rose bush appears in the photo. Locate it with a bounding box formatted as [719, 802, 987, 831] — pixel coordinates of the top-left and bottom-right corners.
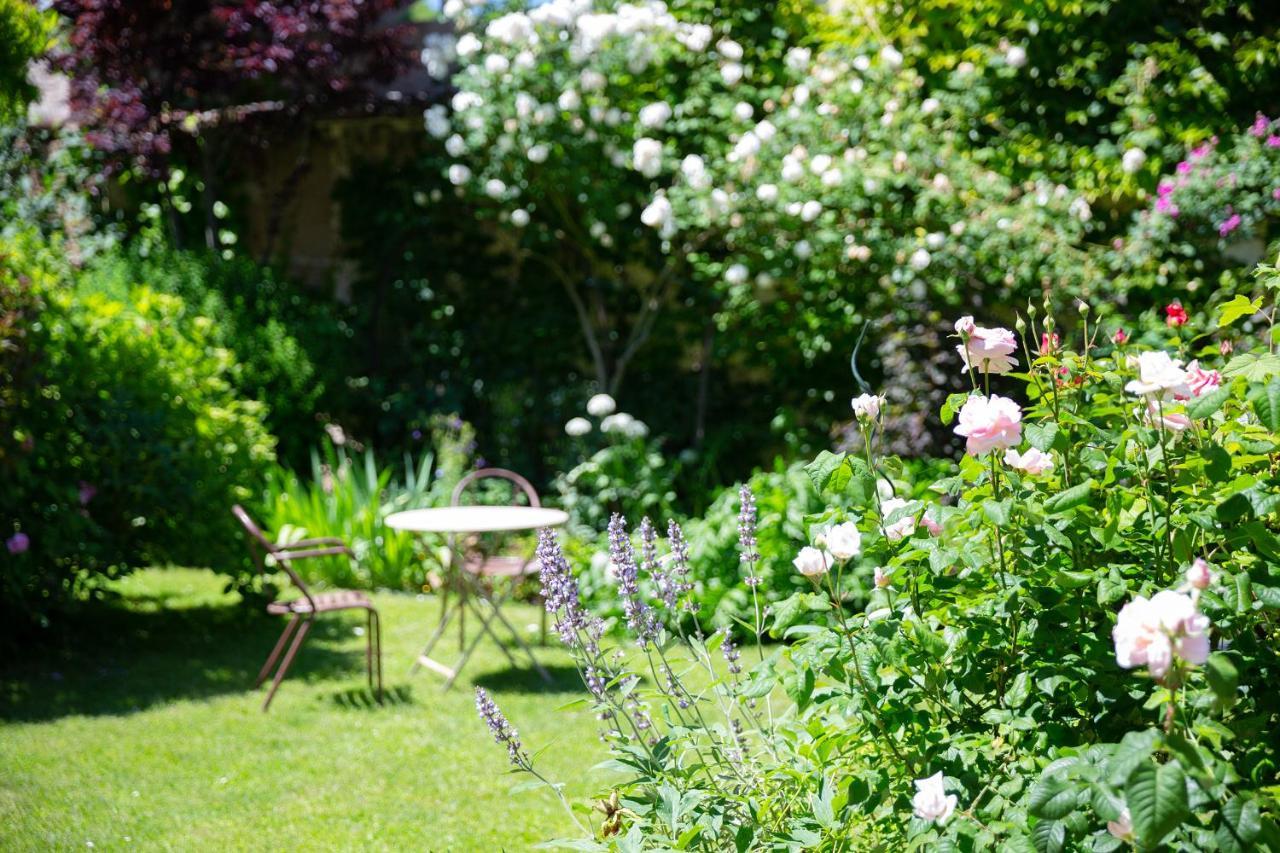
[473, 281, 1280, 849]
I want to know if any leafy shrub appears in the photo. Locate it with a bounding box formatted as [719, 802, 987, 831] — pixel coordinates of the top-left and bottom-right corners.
[472, 280, 1280, 849]
[1, 236, 276, 632]
[77, 247, 343, 463]
[0, 0, 52, 121]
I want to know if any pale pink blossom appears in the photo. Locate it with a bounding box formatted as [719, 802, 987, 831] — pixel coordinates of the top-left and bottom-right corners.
[873, 566, 892, 588]
[1003, 447, 1054, 475]
[1107, 808, 1134, 841]
[912, 772, 957, 824]
[954, 395, 1023, 456]
[1186, 558, 1213, 591]
[880, 497, 917, 541]
[922, 511, 943, 537]
[817, 522, 862, 561]
[1185, 360, 1222, 398]
[1140, 399, 1191, 432]
[793, 546, 832, 577]
[955, 316, 1018, 374]
[851, 393, 884, 422]
[1113, 590, 1211, 680]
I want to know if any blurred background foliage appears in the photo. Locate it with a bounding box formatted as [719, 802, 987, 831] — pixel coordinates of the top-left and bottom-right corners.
[2, 0, 1278, 638]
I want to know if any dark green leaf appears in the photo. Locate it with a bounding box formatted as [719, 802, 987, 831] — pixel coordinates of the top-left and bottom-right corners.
[1126, 762, 1188, 846]
[1206, 653, 1239, 705]
[1031, 819, 1066, 853]
[1045, 479, 1094, 514]
[1028, 774, 1078, 820]
[1026, 421, 1060, 452]
[1215, 797, 1262, 852]
[1187, 385, 1232, 419]
[1251, 378, 1280, 432]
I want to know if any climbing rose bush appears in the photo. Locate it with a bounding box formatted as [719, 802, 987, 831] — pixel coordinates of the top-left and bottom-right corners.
[475, 279, 1280, 848]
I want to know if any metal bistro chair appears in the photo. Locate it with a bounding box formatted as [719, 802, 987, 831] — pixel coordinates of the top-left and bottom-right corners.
[232, 505, 383, 711]
[411, 468, 552, 687]
[450, 468, 548, 645]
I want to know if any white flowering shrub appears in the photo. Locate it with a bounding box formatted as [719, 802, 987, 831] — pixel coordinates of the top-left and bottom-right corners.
[428, 1, 1105, 454]
[476, 271, 1280, 848]
[428, 0, 792, 395]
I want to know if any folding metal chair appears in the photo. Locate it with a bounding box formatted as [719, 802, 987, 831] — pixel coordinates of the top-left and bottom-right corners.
[232, 505, 383, 711]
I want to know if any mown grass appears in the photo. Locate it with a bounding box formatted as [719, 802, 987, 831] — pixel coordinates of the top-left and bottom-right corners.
[0, 568, 612, 850]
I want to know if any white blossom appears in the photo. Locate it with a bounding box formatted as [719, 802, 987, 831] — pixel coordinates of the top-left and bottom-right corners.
[456, 33, 482, 57]
[511, 209, 531, 227]
[756, 183, 779, 203]
[717, 38, 744, 60]
[424, 105, 451, 139]
[733, 101, 754, 121]
[448, 163, 472, 185]
[445, 134, 467, 157]
[1005, 45, 1028, 68]
[725, 263, 749, 285]
[586, 393, 617, 417]
[880, 45, 903, 68]
[558, 89, 582, 111]
[1122, 148, 1147, 174]
[527, 143, 550, 163]
[638, 101, 673, 128]
[633, 137, 663, 177]
[721, 62, 744, 86]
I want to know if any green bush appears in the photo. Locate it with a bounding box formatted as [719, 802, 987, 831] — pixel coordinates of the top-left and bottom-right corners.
[0, 236, 276, 633]
[0, 0, 52, 121]
[77, 247, 344, 463]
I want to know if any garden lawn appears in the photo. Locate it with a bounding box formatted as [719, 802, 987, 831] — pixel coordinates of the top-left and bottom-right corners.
[0, 568, 610, 850]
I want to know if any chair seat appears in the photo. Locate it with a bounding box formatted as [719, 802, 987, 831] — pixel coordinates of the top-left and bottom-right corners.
[267, 589, 373, 615]
[462, 555, 541, 578]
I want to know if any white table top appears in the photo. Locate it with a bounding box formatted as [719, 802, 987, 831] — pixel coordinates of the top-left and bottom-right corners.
[385, 505, 569, 534]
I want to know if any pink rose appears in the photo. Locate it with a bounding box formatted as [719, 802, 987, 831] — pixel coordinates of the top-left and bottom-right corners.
[1186, 558, 1213, 591]
[954, 394, 1023, 456]
[1004, 446, 1054, 475]
[1113, 589, 1210, 680]
[955, 317, 1018, 374]
[1141, 399, 1191, 432]
[873, 566, 892, 588]
[1185, 361, 1221, 398]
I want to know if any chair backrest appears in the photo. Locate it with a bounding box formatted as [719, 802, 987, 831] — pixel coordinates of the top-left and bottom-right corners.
[451, 467, 540, 508]
[231, 504, 314, 607]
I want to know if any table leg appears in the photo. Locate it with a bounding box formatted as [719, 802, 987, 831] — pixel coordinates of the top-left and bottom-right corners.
[410, 586, 457, 675]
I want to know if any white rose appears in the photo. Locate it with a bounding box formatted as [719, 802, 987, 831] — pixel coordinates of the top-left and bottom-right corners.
[880, 45, 903, 68]
[717, 38, 743, 60]
[455, 33, 482, 57]
[1005, 45, 1027, 68]
[781, 159, 805, 183]
[510, 209, 530, 227]
[1122, 148, 1147, 174]
[909, 248, 931, 271]
[756, 183, 779, 203]
[564, 417, 592, 437]
[580, 69, 607, 92]
[638, 101, 673, 128]
[724, 263, 749, 285]
[680, 155, 709, 188]
[921, 97, 940, 115]
[483, 53, 509, 74]
[633, 137, 663, 177]
[794, 239, 813, 259]
[424, 105, 450, 139]
[527, 143, 549, 163]
[1003, 447, 1054, 475]
[721, 62, 744, 86]
[820, 522, 862, 561]
[558, 89, 581, 111]
[641, 195, 673, 233]
[586, 393, 617, 417]
[800, 200, 822, 222]
[753, 119, 777, 141]
[851, 393, 884, 421]
[912, 773, 957, 824]
[1125, 351, 1190, 399]
[448, 163, 472, 185]
[792, 546, 832, 577]
[445, 134, 467, 157]
[733, 101, 754, 121]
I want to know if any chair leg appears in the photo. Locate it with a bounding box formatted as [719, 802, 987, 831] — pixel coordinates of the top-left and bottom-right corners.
[366, 609, 374, 695]
[371, 609, 384, 703]
[256, 615, 300, 688]
[263, 617, 312, 712]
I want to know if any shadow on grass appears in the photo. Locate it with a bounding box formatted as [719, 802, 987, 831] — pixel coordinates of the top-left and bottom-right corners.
[329, 684, 415, 710]
[0, 598, 375, 723]
[472, 664, 587, 694]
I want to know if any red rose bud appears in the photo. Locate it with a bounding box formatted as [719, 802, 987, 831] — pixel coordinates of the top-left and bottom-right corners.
[1220, 339, 1234, 355]
[1040, 332, 1060, 355]
[1112, 328, 1129, 345]
[1165, 303, 1189, 327]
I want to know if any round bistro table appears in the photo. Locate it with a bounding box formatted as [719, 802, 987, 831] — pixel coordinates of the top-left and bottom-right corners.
[386, 505, 568, 688]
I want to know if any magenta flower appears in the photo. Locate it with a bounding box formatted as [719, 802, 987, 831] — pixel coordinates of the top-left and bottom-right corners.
[1219, 212, 1242, 237]
[7, 532, 30, 554]
[1250, 114, 1270, 137]
[78, 481, 97, 505]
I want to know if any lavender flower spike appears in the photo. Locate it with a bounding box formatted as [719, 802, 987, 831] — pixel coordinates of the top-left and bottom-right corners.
[608, 514, 658, 645]
[665, 519, 695, 612]
[738, 486, 761, 587]
[536, 527, 591, 648]
[475, 687, 528, 769]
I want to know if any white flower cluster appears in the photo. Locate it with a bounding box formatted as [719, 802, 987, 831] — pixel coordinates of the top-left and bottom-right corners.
[564, 393, 650, 440]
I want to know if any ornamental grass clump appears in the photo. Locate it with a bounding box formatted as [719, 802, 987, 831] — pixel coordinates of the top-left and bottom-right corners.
[474, 273, 1280, 848]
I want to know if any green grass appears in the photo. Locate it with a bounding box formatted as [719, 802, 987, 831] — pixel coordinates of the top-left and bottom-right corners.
[0, 568, 610, 850]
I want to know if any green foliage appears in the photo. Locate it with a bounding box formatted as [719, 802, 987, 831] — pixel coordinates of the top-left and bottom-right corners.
[487, 284, 1280, 849]
[1, 236, 276, 633]
[76, 247, 343, 463]
[0, 0, 52, 121]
